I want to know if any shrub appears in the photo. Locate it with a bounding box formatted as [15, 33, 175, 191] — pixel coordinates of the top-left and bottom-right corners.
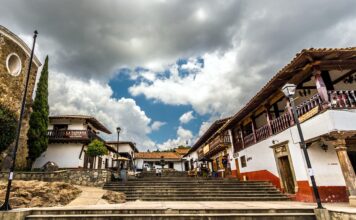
[86, 139, 108, 157]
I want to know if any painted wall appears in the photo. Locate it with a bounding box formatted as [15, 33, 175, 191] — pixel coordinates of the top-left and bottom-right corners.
[33, 143, 83, 168]
[134, 158, 183, 171]
[236, 110, 354, 186]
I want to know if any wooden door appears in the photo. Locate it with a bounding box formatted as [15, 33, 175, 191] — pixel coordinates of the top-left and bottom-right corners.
[278, 156, 295, 194]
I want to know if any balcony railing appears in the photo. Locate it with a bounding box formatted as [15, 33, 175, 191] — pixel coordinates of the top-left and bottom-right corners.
[241, 90, 356, 148]
[255, 124, 270, 141]
[47, 130, 103, 143]
[243, 133, 255, 147]
[198, 134, 231, 159]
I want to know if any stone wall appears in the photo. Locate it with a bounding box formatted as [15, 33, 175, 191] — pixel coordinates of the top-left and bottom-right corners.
[0, 26, 41, 170]
[0, 169, 111, 187]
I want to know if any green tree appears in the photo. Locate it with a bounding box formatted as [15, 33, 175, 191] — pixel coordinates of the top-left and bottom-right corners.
[86, 139, 108, 157]
[27, 56, 49, 161]
[0, 105, 17, 152]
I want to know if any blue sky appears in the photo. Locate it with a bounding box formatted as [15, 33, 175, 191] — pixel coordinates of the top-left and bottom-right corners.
[108, 59, 210, 146]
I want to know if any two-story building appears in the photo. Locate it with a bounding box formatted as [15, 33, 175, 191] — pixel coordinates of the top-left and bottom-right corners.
[32, 115, 113, 169]
[184, 118, 233, 177]
[191, 48, 356, 206]
[106, 141, 139, 171]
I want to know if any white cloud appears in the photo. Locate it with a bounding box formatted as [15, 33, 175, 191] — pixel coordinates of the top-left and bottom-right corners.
[158, 126, 193, 150]
[151, 121, 166, 131]
[49, 72, 155, 151]
[129, 51, 245, 116]
[179, 111, 195, 124]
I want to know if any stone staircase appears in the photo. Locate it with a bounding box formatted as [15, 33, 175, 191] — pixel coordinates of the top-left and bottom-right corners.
[25, 207, 316, 219]
[103, 177, 290, 201]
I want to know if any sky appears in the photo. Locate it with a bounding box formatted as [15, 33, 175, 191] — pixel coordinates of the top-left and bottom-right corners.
[1, 0, 356, 151]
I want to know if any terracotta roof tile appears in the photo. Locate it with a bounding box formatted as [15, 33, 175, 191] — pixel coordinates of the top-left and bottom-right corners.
[135, 152, 182, 159]
[175, 148, 190, 155]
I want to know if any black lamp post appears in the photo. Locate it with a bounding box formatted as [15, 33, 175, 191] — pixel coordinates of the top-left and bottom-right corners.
[0, 30, 38, 211]
[116, 127, 121, 172]
[281, 83, 323, 209]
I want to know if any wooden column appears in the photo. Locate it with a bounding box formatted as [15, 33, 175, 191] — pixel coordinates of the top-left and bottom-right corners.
[251, 117, 257, 143]
[285, 99, 295, 125]
[333, 139, 356, 197]
[313, 68, 330, 107]
[264, 105, 273, 135]
[239, 125, 245, 149]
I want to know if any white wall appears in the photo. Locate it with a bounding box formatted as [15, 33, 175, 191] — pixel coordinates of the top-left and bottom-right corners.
[134, 158, 183, 171]
[234, 109, 355, 187]
[33, 143, 83, 168]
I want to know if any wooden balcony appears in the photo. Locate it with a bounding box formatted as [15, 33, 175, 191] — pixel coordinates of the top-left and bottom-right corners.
[199, 134, 231, 159]
[241, 90, 356, 148]
[47, 130, 103, 143]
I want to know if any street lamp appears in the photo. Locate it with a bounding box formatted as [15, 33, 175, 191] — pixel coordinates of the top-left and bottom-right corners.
[0, 30, 38, 211]
[116, 127, 121, 172]
[281, 83, 323, 209]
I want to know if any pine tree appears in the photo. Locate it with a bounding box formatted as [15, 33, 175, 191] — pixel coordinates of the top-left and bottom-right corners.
[27, 56, 49, 162]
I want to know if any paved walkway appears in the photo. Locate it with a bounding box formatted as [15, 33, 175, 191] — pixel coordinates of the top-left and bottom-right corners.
[66, 186, 108, 206]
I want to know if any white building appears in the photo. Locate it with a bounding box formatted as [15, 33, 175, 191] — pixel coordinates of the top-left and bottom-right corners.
[32, 115, 114, 169]
[106, 141, 139, 171]
[134, 152, 185, 172]
[190, 48, 356, 206]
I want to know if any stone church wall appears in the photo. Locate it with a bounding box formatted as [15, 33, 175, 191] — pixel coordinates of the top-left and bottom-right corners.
[0, 26, 41, 170]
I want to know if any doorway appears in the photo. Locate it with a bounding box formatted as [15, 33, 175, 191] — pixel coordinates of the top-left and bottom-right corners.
[347, 151, 356, 173]
[272, 143, 297, 194]
[278, 156, 295, 194]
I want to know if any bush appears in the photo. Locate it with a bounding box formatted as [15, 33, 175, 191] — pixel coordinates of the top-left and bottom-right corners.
[0, 105, 17, 152]
[86, 139, 108, 157]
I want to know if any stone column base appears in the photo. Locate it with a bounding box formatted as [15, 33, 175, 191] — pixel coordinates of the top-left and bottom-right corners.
[349, 195, 356, 207]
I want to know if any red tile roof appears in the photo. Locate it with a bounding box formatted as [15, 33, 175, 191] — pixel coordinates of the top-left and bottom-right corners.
[175, 148, 190, 155]
[135, 152, 182, 160]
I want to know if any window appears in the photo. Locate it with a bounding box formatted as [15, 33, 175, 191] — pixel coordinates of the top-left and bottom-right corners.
[240, 155, 247, 168]
[6, 53, 22, 76]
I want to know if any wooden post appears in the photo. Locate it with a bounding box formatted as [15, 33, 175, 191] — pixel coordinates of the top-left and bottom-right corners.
[265, 105, 273, 135]
[251, 117, 257, 143]
[286, 99, 295, 125]
[313, 68, 330, 108]
[239, 125, 245, 149]
[333, 138, 356, 206]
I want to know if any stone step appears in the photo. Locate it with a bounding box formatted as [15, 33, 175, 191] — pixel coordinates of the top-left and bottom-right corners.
[125, 196, 290, 201]
[103, 186, 277, 190]
[29, 208, 315, 215]
[121, 191, 282, 195]
[26, 213, 315, 220]
[112, 189, 280, 193]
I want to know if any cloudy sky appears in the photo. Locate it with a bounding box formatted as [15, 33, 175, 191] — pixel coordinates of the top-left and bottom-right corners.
[1, 0, 356, 151]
